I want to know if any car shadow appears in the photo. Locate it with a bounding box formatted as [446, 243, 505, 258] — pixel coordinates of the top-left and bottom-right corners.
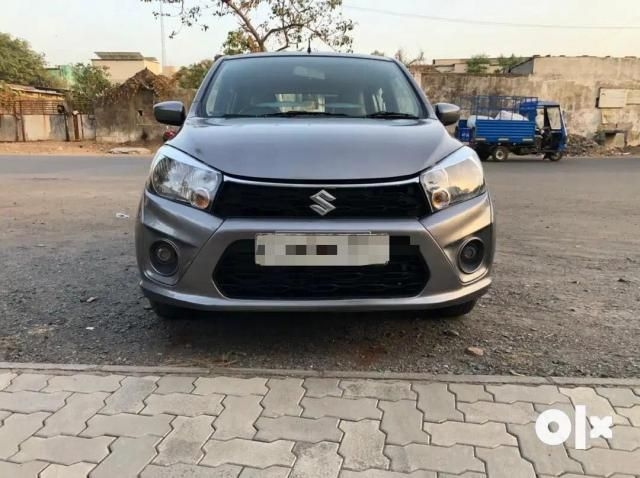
[157, 309, 466, 369]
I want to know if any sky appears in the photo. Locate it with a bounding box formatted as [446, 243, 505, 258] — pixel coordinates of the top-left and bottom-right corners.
[2, 0, 640, 68]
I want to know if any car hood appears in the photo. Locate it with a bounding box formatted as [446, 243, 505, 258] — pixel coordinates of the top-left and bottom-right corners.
[169, 117, 462, 181]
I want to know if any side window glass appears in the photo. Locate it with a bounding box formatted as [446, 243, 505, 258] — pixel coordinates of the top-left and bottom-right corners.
[547, 107, 562, 129]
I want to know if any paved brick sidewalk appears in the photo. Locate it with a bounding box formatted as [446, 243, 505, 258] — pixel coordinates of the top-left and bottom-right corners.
[0, 369, 639, 478]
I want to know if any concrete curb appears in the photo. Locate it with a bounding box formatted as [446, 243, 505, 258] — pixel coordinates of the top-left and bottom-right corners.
[0, 362, 639, 386]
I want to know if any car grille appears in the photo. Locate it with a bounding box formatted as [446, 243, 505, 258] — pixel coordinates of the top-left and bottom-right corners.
[212, 180, 430, 218]
[213, 237, 429, 300]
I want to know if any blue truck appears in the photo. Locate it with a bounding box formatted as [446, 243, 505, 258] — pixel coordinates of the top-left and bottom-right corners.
[455, 95, 567, 161]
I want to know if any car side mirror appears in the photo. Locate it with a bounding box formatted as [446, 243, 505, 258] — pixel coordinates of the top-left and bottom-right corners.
[435, 103, 461, 126]
[154, 101, 186, 126]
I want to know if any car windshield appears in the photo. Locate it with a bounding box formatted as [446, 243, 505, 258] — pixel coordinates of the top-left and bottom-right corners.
[202, 56, 425, 118]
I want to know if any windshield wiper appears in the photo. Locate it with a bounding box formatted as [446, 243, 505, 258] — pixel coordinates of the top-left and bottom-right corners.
[366, 111, 420, 119]
[213, 114, 260, 118]
[262, 111, 350, 117]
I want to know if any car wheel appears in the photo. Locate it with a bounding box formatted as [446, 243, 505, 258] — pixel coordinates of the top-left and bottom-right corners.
[434, 300, 477, 318]
[149, 300, 191, 320]
[492, 146, 509, 161]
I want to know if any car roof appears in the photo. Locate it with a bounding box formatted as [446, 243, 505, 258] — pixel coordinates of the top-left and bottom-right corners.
[220, 51, 396, 62]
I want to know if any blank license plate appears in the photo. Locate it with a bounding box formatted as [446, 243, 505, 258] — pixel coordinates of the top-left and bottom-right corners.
[255, 233, 389, 266]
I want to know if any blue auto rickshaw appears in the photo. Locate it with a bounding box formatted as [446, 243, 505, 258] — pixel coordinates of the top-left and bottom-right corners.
[455, 96, 568, 161]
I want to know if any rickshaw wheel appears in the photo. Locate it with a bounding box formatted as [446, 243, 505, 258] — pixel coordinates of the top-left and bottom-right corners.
[492, 146, 509, 161]
[545, 152, 563, 161]
[477, 149, 491, 161]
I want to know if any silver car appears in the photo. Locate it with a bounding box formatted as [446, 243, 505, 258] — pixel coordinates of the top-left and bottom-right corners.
[135, 53, 494, 319]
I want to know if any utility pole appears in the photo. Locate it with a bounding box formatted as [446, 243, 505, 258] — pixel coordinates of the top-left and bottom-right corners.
[159, 0, 167, 70]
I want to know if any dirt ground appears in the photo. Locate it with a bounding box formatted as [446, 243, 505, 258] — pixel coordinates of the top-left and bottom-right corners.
[2, 138, 637, 157]
[0, 140, 160, 155]
[0, 154, 639, 377]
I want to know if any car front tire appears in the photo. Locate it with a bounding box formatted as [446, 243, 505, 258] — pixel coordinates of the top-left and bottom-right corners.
[434, 299, 477, 318]
[149, 300, 192, 320]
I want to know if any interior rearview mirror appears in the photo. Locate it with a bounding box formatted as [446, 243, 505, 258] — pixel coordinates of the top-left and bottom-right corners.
[435, 103, 461, 126]
[154, 101, 186, 126]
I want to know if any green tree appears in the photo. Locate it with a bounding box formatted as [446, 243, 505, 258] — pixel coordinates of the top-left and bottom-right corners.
[370, 50, 386, 57]
[497, 54, 525, 72]
[44, 72, 70, 90]
[174, 59, 214, 89]
[69, 63, 111, 105]
[145, 0, 355, 54]
[0, 33, 52, 87]
[466, 54, 491, 74]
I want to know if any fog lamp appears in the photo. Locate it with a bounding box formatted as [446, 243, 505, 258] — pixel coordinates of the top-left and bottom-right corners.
[458, 238, 485, 274]
[150, 241, 178, 275]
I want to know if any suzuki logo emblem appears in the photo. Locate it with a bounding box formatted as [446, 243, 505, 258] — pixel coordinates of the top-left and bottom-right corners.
[310, 190, 336, 216]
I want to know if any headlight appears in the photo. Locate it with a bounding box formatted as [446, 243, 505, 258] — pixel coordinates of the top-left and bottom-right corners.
[420, 146, 485, 211]
[149, 147, 221, 210]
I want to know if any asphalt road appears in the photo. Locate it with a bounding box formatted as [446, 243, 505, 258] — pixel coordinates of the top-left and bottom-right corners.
[1, 154, 639, 377]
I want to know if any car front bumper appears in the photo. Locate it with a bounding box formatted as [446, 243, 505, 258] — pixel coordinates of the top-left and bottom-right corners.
[136, 191, 494, 311]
